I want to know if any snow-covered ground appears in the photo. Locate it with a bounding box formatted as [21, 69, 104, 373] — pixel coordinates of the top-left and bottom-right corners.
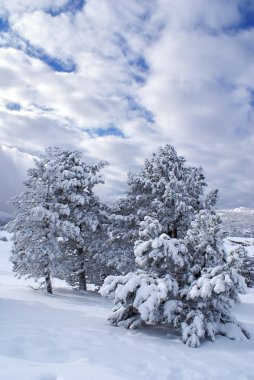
[225, 236, 254, 257]
[1, 235, 254, 380]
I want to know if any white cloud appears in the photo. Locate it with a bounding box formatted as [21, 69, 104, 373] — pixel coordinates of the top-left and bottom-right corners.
[0, 0, 68, 16]
[0, 145, 34, 212]
[154, 0, 242, 31]
[0, 0, 253, 210]
[138, 0, 254, 207]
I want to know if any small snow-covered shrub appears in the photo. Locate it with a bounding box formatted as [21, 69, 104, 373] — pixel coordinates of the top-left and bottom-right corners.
[229, 246, 254, 288]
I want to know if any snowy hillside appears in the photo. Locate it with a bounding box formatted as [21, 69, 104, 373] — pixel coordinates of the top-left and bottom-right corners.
[219, 207, 254, 237]
[1, 235, 254, 379]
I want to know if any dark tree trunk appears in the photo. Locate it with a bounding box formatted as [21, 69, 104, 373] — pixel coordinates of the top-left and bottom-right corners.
[168, 227, 178, 238]
[78, 271, 87, 291]
[45, 273, 53, 294]
[77, 248, 87, 291]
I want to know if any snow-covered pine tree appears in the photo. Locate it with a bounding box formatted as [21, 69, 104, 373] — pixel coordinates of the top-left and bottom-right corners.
[183, 210, 249, 346]
[127, 145, 209, 238]
[106, 197, 137, 274]
[230, 246, 254, 288]
[87, 202, 116, 285]
[7, 147, 62, 293]
[7, 147, 108, 292]
[240, 248, 254, 287]
[101, 145, 248, 347]
[101, 210, 250, 346]
[51, 149, 108, 290]
[108, 145, 215, 273]
[100, 216, 188, 330]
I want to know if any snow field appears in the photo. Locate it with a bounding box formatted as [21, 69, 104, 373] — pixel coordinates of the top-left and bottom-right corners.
[1, 237, 254, 380]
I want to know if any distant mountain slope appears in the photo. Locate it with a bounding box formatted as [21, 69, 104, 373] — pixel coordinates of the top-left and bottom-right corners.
[0, 210, 11, 226]
[218, 207, 254, 237]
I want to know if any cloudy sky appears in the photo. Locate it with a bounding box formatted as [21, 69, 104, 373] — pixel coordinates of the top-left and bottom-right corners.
[0, 0, 253, 212]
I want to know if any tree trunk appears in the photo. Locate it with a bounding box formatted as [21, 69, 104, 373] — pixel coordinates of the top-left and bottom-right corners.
[78, 271, 87, 291]
[168, 227, 178, 238]
[77, 248, 87, 291]
[45, 273, 53, 294]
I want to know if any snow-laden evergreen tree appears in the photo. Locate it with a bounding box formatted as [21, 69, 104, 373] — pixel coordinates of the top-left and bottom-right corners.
[107, 197, 137, 274]
[108, 145, 216, 273]
[7, 148, 62, 293]
[48, 149, 108, 290]
[230, 246, 254, 288]
[100, 211, 250, 347]
[182, 211, 249, 346]
[7, 147, 108, 292]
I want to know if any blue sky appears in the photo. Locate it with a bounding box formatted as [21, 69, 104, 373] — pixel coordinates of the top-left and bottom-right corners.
[0, 0, 254, 211]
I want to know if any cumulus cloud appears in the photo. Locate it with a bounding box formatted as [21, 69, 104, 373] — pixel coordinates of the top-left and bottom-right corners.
[0, 0, 68, 15]
[0, 0, 253, 211]
[139, 0, 254, 207]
